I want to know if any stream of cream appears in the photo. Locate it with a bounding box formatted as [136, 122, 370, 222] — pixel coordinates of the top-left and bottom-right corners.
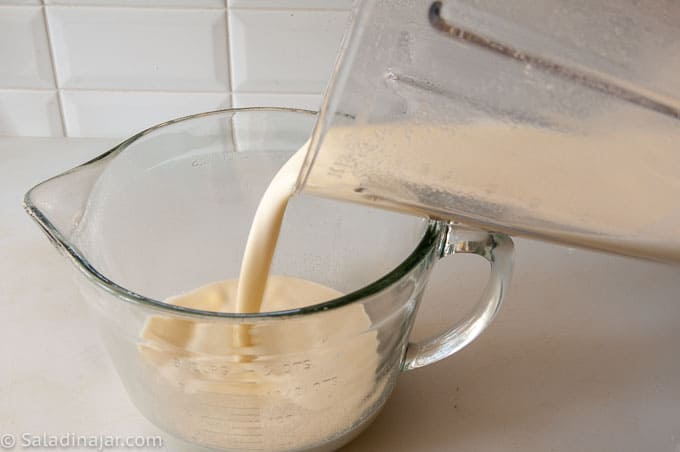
[234, 147, 308, 314]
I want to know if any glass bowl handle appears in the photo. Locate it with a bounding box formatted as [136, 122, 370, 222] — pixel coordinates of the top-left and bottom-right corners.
[402, 226, 514, 371]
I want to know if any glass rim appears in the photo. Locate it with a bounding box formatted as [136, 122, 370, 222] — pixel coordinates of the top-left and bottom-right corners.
[24, 107, 441, 321]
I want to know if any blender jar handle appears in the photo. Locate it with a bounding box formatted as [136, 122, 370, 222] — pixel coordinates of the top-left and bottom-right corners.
[402, 225, 514, 371]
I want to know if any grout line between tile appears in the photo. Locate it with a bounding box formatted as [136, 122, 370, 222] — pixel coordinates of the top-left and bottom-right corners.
[228, 6, 351, 12]
[0, 88, 60, 93]
[56, 89, 69, 136]
[43, 4, 225, 11]
[41, 5, 68, 136]
[0, 5, 41, 8]
[225, 3, 235, 94]
[233, 91, 323, 96]
[225, 2, 239, 151]
[55, 87, 233, 95]
[0, 88, 323, 96]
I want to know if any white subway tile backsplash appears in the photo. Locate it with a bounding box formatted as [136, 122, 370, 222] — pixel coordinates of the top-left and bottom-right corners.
[232, 92, 322, 110]
[229, 9, 348, 93]
[0, 7, 56, 89]
[61, 90, 230, 138]
[45, 0, 225, 7]
[0, 90, 62, 137]
[0, 1, 349, 137]
[229, 0, 351, 9]
[47, 7, 230, 91]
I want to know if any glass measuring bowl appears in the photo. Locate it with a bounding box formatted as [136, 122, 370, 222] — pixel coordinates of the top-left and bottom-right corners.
[24, 108, 513, 451]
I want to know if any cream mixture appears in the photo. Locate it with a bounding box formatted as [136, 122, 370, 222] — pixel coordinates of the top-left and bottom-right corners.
[305, 119, 680, 260]
[140, 142, 383, 450]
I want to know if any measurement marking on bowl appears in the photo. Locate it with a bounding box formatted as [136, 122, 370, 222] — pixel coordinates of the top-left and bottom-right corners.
[201, 427, 263, 436]
[199, 429, 264, 450]
[200, 414, 260, 422]
[223, 414, 260, 419]
[202, 403, 260, 411]
[191, 159, 209, 167]
[221, 433, 263, 438]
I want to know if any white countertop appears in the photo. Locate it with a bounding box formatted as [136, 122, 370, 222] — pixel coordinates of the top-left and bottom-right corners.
[2, 137, 680, 452]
